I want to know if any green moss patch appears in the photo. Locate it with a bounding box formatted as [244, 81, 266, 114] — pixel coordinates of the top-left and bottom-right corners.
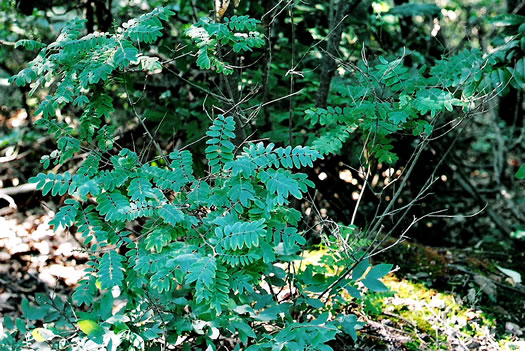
[357, 275, 525, 350]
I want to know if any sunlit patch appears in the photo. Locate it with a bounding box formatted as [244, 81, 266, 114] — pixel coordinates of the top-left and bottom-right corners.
[368, 276, 525, 350]
[294, 248, 343, 276]
[0, 214, 88, 290]
[382, 168, 395, 177]
[318, 172, 328, 181]
[371, 1, 390, 14]
[339, 169, 353, 183]
[431, 18, 441, 37]
[442, 9, 458, 21]
[39, 264, 86, 287]
[371, 174, 379, 187]
[7, 109, 27, 128]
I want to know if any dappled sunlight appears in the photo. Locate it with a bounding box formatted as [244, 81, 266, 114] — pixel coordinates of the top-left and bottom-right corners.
[360, 276, 525, 350]
[0, 212, 87, 295]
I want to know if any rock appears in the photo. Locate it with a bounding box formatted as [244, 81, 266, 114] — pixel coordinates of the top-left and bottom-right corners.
[473, 275, 497, 301]
[505, 321, 523, 336]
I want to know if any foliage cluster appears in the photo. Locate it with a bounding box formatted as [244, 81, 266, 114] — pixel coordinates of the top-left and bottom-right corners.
[0, 0, 523, 350]
[0, 7, 393, 351]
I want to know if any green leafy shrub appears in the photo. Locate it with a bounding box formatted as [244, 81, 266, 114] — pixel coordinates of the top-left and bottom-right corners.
[1, 8, 395, 351]
[4, 3, 516, 350]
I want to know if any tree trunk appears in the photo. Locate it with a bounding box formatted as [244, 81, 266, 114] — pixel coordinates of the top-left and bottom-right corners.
[315, 0, 361, 108]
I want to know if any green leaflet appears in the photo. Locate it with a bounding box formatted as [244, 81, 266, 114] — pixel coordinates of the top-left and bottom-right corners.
[224, 15, 260, 31]
[78, 62, 113, 88]
[515, 164, 525, 179]
[169, 149, 196, 184]
[29, 171, 73, 196]
[9, 67, 36, 86]
[159, 204, 185, 226]
[212, 219, 266, 251]
[186, 255, 216, 290]
[127, 200, 161, 220]
[220, 251, 261, 267]
[145, 226, 174, 252]
[96, 192, 131, 222]
[228, 180, 256, 207]
[49, 199, 79, 229]
[209, 265, 230, 314]
[98, 250, 124, 290]
[75, 205, 109, 245]
[206, 115, 236, 173]
[123, 7, 175, 43]
[415, 88, 463, 117]
[311, 125, 351, 155]
[57, 136, 82, 163]
[14, 39, 45, 50]
[361, 264, 393, 292]
[259, 169, 308, 205]
[113, 41, 139, 68]
[73, 277, 97, 307]
[127, 178, 160, 202]
[96, 125, 116, 152]
[338, 314, 365, 342]
[77, 155, 101, 177]
[226, 142, 323, 176]
[141, 165, 183, 191]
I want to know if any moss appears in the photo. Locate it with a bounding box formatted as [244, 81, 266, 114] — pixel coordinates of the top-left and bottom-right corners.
[369, 275, 511, 349]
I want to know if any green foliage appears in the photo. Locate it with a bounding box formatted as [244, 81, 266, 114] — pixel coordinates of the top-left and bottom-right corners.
[484, 13, 525, 93]
[19, 111, 377, 349]
[29, 171, 73, 196]
[6, 8, 392, 350]
[8, 2, 517, 350]
[14, 39, 46, 51]
[98, 250, 125, 289]
[515, 164, 525, 179]
[205, 114, 236, 172]
[305, 51, 498, 163]
[7, 6, 174, 167]
[388, 3, 441, 17]
[361, 264, 393, 292]
[185, 16, 265, 74]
